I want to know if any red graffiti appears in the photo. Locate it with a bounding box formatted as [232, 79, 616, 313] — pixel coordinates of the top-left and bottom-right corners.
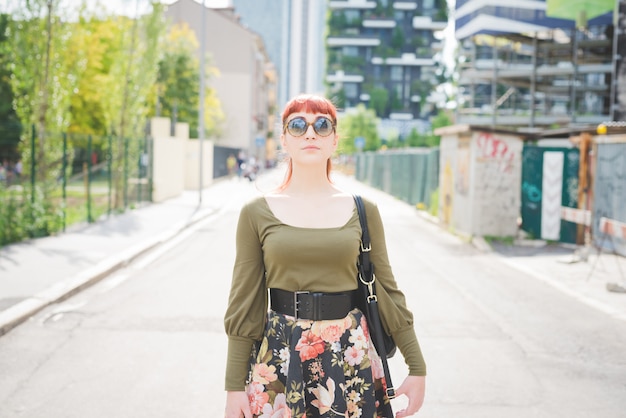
[476, 132, 515, 173]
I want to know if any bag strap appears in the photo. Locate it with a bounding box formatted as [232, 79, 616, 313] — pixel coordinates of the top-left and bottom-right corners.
[354, 195, 372, 280]
[353, 195, 396, 399]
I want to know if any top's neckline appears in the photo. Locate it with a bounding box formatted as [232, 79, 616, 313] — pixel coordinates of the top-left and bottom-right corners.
[260, 196, 357, 230]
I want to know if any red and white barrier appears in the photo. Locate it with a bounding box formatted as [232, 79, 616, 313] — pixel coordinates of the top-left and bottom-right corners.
[599, 217, 626, 240]
[561, 207, 592, 226]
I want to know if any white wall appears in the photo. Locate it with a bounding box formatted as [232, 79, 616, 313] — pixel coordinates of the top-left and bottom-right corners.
[438, 126, 523, 237]
[152, 117, 186, 203]
[470, 131, 522, 236]
[185, 139, 214, 191]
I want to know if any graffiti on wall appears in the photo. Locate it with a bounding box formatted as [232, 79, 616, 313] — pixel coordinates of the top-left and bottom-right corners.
[441, 161, 453, 225]
[476, 132, 516, 174]
[455, 142, 470, 196]
[473, 133, 521, 235]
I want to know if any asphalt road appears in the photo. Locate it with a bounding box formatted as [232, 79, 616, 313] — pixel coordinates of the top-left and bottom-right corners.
[0, 172, 625, 418]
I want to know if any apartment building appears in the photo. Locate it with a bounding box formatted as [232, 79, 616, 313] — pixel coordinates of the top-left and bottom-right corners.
[325, 0, 448, 126]
[455, 0, 615, 128]
[165, 0, 277, 157]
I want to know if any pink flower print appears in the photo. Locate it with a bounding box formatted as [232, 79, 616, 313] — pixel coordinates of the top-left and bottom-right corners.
[310, 378, 336, 415]
[360, 316, 370, 340]
[370, 351, 384, 379]
[344, 345, 365, 366]
[252, 363, 278, 385]
[311, 317, 351, 343]
[295, 330, 326, 361]
[247, 381, 270, 416]
[259, 393, 292, 418]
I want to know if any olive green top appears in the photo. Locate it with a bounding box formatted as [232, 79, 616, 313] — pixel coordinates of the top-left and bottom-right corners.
[224, 196, 426, 391]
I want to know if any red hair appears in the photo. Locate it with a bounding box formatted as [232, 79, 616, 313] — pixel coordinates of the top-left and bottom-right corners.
[279, 94, 338, 190]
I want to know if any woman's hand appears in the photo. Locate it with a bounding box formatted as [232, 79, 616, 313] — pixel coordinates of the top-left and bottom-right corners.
[224, 391, 251, 418]
[393, 375, 426, 417]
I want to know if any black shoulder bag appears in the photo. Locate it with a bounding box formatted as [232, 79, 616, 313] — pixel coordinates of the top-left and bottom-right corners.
[353, 195, 396, 399]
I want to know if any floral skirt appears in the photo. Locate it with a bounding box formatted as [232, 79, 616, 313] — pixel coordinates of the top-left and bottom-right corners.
[246, 308, 393, 418]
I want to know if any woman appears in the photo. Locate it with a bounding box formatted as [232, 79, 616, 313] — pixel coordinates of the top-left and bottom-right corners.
[224, 94, 426, 418]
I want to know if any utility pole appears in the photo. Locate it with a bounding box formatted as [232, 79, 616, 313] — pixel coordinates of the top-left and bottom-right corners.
[198, 0, 206, 204]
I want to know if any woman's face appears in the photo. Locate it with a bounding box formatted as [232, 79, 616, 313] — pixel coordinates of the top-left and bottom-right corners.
[281, 112, 338, 165]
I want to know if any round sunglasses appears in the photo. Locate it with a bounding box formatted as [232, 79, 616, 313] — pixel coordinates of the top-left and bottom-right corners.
[283, 116, 336, 137]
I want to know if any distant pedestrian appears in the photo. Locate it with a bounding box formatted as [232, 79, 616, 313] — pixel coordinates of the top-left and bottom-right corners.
[237, 150, 246, 178]
[227, 154, 237, 176]
[13, 159, 22, 181]
[224, 94, 426, 418]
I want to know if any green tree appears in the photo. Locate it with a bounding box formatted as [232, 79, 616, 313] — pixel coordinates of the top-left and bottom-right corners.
[337, 104, 380, 154]
[98, 3, 165, 208]
[67, 16, 120, 135]
[153, 22, 200, 136]
[391, 27, 404, 50]
[148, 22, 224, 139]
[0, 13, 21, 160]
[8, 0, 83, 185]
[427, 110, 453, 147]
[369, 87, 389, 117]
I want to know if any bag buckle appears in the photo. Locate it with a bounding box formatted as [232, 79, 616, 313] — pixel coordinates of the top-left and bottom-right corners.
[293, 290, 309, 320]
[386, 387, 396, 399]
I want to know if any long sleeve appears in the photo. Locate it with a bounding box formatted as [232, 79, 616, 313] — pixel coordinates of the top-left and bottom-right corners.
[223, 202, 268, 391]
[363, 199, 427, 376]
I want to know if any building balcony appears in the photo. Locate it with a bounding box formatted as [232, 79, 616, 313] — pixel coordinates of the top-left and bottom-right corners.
[327, 36, 381, 47]
[326, 70, 365, 83]
[413, 16, 447, 30]
[363, 19, 396, 28]
[393, 2, 418, 11]
[371, 53, 434, 66]
[460, 61, 612, 80]
[329, 0, 376, 10]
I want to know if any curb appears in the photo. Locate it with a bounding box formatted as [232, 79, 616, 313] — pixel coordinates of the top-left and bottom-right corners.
[0, 205, 217, 337]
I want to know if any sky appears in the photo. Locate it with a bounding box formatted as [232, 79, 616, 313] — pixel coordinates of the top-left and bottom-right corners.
[107, 0, 231, 16]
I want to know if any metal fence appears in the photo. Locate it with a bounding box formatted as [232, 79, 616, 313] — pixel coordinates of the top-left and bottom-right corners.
[0, 126, 152, 246]
[354, 148, 440, 209]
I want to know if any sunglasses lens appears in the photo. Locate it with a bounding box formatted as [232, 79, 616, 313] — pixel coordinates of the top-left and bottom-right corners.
[314, 117, 333, 136]
[287, 118, 307, 136]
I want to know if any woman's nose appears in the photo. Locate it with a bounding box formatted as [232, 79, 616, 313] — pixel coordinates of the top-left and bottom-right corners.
[304, 124, 316, 138]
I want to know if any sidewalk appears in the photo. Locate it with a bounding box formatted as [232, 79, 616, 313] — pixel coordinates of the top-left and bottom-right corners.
[0, 176, 248, 335]
[1, 170, 625, 337]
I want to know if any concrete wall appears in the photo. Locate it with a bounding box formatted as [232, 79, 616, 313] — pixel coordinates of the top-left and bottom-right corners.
[152, 118, 186, 203]
[438, 125, 523, 237]
[470, 130, 523, 236]
[151, 117, 215, 202]
[185, 139, 214, 191]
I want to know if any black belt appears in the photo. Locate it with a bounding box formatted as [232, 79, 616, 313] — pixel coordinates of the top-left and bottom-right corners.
[270, 288, 357, 321]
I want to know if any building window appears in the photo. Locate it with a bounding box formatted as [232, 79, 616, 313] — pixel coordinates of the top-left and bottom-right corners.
[344, 83, 358, 99]
[342, 46, 359, 56]
[390, 66, 403, 82]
